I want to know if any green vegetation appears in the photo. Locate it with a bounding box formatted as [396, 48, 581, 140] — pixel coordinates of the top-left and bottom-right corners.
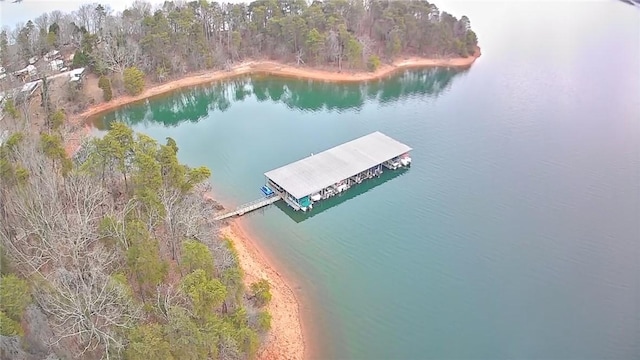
[98, 75, 113, 101]
[250, 279, 273, 308]
[182, 240, 215, 275]
[50, 109, 65, 130]
[72, 49, 90, 68]
[123, 67, 145, 96]
[255, 311, 272, 333]
[0, 123, 267, 359]
[367, 55, 382, 72]
[0, 310, 22, 336]
[0, 274, 31, 336]
[125, 323, 174, 360]
[3, 99, 19, 119]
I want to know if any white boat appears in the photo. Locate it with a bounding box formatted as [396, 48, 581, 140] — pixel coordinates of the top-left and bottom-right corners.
[400, 157, 412, 166]
[311, 193, 322, 201]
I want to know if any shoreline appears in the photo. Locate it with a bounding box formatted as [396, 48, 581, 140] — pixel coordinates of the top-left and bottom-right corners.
[221, 220, 306, 360]
[74, 48, 481, 121]
[65, 49, 480, 155]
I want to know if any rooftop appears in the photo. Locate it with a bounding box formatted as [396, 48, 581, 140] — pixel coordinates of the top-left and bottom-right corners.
[69, 67, 86, 82]
[264, 131, 412, 199]
[69, 67, 85, 77]
[21, 80, 41, 94]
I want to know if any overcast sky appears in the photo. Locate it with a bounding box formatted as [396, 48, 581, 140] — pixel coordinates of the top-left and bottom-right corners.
[0, 0, 162, 28]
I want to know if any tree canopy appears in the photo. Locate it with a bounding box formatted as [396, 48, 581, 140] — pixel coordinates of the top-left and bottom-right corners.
[0, 124, 267, 359]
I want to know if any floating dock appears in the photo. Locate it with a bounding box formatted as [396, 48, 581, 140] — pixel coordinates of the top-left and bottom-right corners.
[264, 131, 412, 212]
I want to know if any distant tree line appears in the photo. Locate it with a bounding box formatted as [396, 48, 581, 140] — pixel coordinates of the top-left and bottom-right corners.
[1, 0, 478, 84]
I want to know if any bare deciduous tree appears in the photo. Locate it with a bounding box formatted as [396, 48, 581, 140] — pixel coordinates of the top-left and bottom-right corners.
[0, 138, 140, 359]
[327, 30, 342, 70]
[98, 34, 139, 76]
[296, 48, 305, 65]
[155, 283, 187, 321]
[358, 35, 374, 63]
[35, 268, 142, 358]
[33, 14, 50, 35]
[74, 4, 95, 34]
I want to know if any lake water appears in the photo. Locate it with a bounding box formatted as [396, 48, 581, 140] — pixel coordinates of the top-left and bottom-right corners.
[93, 1, 640, 359]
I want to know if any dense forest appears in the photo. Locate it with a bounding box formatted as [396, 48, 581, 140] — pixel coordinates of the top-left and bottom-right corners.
[1, 0, 478, 85]
[0, 123, 272, 359]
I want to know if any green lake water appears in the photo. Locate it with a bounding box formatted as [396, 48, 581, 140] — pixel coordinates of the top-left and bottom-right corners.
[93, 1, 639, 359]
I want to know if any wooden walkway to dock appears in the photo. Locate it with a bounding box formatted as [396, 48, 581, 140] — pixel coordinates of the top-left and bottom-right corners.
[214, 195, 281, 221]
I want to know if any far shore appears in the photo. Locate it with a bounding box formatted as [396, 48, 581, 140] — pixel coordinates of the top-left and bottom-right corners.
[74, 47, 481, 122]
[65, 48, 480, 154]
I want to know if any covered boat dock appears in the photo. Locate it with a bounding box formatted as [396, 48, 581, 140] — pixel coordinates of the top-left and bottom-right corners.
[264, 131, 412, 211]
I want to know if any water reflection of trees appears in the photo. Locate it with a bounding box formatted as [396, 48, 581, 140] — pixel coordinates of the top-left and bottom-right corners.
[97, 82, 234, 128]
[96, 68, 467, 129]
[253, 67, 466, 112]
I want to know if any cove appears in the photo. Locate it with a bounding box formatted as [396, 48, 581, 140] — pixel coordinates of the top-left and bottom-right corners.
[92, 2, 639, 359]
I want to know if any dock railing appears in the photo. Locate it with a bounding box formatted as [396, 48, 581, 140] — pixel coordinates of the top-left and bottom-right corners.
[214, 194, 280, 221]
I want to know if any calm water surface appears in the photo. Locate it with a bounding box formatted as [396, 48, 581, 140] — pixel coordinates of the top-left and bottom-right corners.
[94, 2, 640, 359]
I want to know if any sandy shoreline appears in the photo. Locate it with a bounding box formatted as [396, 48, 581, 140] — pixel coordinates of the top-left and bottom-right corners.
[62, 49, 482, 358]
[222, 221, 305, 360]
[74, 48, 481, 121]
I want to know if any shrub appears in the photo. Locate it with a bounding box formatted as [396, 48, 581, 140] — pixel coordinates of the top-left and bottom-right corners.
[255, 311, 271, 332]
[0, 311, 22, 336]
[3, 99, 19, 119]
[72, 50, 89, 68]
[51, 109, 65, 130]
[0, 274, 31, 336]
[249, 279, 271, 307]
[367, 55, 381, 72]
[98, 75, 113, 101]
[0, 274, 31, 320]
[123, 67, 145, 96]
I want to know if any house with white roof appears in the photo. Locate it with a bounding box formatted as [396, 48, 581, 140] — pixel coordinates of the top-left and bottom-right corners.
[69, 67, 86, 84]
[44, 50, 61, 62]
[50, 59, 64, 72]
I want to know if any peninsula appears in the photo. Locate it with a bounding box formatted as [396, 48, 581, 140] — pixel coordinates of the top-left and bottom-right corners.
[0, 1, 480, 359]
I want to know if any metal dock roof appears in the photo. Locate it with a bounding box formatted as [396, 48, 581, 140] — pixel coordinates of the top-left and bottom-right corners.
[264, 131, 412, 199]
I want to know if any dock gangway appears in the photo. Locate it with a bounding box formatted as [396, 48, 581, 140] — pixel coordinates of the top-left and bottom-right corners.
[214, 195, 281, 221]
